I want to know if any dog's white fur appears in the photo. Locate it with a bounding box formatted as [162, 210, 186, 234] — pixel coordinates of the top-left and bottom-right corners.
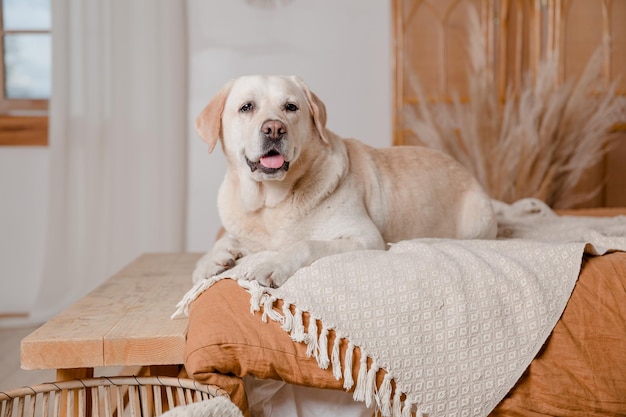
[193, 75, 497, 287]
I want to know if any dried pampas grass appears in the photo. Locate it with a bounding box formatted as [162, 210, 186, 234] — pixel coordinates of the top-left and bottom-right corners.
[403, 8, 624, 209]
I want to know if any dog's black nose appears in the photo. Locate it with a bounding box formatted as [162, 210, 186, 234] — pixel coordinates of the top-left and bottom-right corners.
[261, 120, 286, 139]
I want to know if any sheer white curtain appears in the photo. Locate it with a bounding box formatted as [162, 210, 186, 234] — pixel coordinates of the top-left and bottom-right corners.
[29, 0, 187, 323]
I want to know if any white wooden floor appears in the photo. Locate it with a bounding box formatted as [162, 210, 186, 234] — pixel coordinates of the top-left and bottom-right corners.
[0, 325, 55, 393]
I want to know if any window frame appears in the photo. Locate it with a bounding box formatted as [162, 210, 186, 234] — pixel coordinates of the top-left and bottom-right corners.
[0, 0, 49, 146]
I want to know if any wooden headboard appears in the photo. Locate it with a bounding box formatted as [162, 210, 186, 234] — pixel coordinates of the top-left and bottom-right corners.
[392, 0, 626, 207]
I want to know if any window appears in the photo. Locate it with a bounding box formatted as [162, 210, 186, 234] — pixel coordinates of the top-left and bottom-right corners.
[0, 0, 50, 146]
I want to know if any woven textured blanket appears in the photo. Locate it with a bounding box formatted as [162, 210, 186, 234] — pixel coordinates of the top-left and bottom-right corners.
[174, 199, 626, 417]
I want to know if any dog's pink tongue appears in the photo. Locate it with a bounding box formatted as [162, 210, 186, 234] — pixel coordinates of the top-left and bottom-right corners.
[260, 154, 285, 169]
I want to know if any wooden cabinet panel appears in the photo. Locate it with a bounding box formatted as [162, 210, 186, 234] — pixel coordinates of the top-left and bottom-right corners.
[394, 0, 479, 104]
[562, 1, 605, 80]
[611, 1, 626, 90]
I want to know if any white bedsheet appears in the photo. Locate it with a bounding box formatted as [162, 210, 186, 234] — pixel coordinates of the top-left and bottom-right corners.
[244, 377, 371, 417]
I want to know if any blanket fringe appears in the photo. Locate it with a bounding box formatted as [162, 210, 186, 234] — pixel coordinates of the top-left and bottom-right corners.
[378, 373, 393, 417]
[246, 280, 264, 313]
[331, 333, 342, 380]
[173, 279, 415, 417]
[392, 390, 402, 417]
[365, 362, 380, 408]
[239, 284, 415, 417]
[261, 295, 282, 323]
[401, 401, 414, 417]
[343, 342, 355, 390]
[353, 354, 369, 403]
[171, 276, 223, 319]
[318, 327, 331, 369]
[281, 303, 293, 332]
[306, 318, 319, 359]
[290, 308, 306, 342]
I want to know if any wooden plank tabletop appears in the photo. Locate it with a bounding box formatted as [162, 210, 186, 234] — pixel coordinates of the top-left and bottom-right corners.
[21, 253, 201, 370]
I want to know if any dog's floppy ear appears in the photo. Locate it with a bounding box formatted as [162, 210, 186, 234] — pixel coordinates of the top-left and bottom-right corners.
[195, 80, 234, 153]
[291, 76, 329, 144]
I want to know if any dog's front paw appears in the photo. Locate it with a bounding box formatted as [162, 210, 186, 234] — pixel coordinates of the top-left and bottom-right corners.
[248, 259, 294, 288]
[192, 253, 228, 283]
[192, 246, 246, 283]
[213, 251, 293, 288]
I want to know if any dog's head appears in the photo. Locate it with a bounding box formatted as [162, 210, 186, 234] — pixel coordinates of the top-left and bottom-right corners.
[196, 75, 329, 182]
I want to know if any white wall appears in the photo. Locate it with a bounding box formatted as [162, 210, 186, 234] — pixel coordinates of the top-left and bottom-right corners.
[185, 0, 392, 251]
[0, 0, 392, 318]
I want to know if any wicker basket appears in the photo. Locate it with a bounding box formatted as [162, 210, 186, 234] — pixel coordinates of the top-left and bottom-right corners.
[0, 376, 230, 417]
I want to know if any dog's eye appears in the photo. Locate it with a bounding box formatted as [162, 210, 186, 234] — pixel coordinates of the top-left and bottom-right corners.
[240, 102, 254, 113]
[285, 103, 299, 112]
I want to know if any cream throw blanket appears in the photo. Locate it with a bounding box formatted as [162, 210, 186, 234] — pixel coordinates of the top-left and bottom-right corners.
[174, 199, 626, 417]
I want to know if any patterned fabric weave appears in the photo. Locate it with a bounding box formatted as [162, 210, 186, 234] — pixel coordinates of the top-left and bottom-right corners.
[267, 239, 585, 416]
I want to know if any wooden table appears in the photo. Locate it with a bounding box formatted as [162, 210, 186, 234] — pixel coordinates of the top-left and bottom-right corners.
[21, 253, 200, 381]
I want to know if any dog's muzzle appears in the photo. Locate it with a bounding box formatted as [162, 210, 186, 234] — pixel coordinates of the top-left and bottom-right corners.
[246, 119, 290, 174]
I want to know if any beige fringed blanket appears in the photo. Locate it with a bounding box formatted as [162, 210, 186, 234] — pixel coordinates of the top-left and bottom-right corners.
[174, 199, 626, 417]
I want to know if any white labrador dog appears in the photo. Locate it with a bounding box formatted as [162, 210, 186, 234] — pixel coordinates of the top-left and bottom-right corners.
[193, 75, 497, 287]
